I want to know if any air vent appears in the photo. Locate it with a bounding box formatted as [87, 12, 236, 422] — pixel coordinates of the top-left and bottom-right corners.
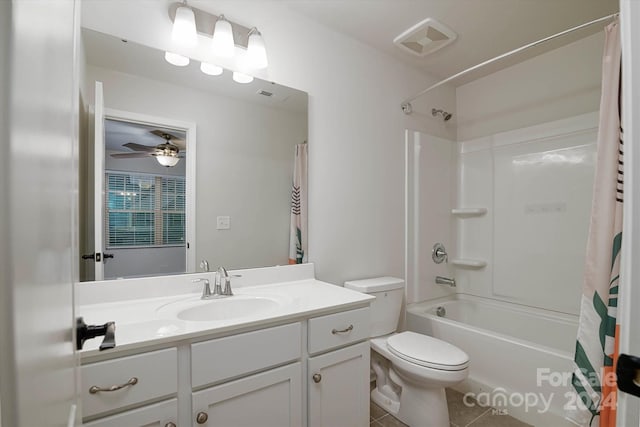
[257, 89, 273, 97]
[394, 18, 457, 57]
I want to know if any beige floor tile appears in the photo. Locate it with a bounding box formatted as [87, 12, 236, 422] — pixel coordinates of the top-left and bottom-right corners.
[377, 414, 409, 427]
[446, 388, 491, 427]
[469, 411, 533, 427]
[371, 402, 388, 421]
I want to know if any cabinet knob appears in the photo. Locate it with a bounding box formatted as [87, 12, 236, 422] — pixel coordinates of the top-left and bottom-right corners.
[196, 411, 208, 424]
[165, 423, 176, 427]
[312, 373, 322, 383]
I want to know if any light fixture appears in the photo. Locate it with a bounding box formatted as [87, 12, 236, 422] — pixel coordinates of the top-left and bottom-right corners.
[156, 155, 180, 167]
[211, 15, 235, 57]
[164, 51, 190, 66]
[247, 28, 268, 69]
[171, 4, 198, 48]
[166, 5, 269, 80]
[200, 62, 223, 76]
[233, 71, 254, 84]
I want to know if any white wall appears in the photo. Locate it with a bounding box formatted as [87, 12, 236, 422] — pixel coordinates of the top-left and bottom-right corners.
[84, 65, 307, 271]
[81, 0, 456, 286]
[457, 32, 604, 141]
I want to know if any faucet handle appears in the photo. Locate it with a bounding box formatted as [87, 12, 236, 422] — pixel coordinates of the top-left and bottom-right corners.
[192, 278, 213, 299]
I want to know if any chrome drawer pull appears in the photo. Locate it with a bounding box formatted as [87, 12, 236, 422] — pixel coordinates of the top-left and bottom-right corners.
[89, 377, 138, 394]
[331, 324, 354, 335]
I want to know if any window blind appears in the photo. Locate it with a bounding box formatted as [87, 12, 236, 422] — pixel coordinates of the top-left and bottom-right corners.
[105, 172, 185, 248]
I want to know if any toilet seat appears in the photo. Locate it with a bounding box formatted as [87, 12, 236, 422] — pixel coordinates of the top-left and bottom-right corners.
[387, 331, 469, 371]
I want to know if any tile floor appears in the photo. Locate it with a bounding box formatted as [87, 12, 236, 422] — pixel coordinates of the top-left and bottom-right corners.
[369, 388, 533, 427]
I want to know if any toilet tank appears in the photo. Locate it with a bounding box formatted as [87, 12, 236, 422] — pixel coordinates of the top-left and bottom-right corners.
[344, 277, 404, 337]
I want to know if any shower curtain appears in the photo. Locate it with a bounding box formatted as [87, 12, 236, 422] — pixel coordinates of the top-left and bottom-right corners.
[569, 20, 622, 427]
[288, 143, 308, 264]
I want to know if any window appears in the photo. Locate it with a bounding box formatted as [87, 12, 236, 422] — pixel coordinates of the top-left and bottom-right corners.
[106, 172, 185, 248]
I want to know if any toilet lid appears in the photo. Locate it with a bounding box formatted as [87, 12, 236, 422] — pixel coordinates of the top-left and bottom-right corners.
[387, 331, 469, 371]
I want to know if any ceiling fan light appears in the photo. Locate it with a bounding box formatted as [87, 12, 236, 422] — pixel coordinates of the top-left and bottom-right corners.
[247, 28, 268, 69]
[211, 15, 235, 57]
[156, 155, 180, 167]
[165, 51, 190, 66]
[200, 62, 223, 76]
[232, 71, 253, 84]
[172, 6, 198, 48]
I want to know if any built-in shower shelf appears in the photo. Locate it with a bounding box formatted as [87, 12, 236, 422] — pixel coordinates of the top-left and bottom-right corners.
[451, 259, 487, 268]
[451, 208, 487, 217]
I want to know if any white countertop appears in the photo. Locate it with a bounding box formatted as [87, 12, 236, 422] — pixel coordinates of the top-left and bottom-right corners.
[78, 278, 374, 360]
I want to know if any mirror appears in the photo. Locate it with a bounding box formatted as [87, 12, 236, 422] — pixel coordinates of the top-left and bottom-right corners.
[79, 28, 308, 281]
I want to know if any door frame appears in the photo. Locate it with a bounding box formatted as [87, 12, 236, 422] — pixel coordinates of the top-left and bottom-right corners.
[618, 1, 640, 425]
[101, 108, 197, 275]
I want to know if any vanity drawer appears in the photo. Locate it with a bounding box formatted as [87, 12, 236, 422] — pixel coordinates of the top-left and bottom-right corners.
[81, 348, 177, 419]
[191, 322, 301, 388]
[308, 307, 370, 355]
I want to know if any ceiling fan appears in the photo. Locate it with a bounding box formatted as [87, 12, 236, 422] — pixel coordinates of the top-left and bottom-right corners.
[110, 130, 184, 167]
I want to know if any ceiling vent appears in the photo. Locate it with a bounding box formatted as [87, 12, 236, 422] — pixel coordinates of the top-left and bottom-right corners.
[394, 18, 457, 57]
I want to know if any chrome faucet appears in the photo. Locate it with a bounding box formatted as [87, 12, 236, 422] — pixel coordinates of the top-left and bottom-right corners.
[192, 277, 215, 299]
[200, 259, 210, 272]
[216, 266, 234, 296]
[435, 276, 456, 287]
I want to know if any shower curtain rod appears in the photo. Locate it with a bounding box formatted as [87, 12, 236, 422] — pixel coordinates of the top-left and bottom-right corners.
[400, 12, 619, 113]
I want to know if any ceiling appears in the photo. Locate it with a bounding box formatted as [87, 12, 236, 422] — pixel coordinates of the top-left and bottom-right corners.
[284, 0, 619, 84]
[105, 119, 186, 153]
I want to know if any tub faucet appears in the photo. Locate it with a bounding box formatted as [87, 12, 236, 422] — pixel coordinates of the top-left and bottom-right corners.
[435, 276, 456, 287]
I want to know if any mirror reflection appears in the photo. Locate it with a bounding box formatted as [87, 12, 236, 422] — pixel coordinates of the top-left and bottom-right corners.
[79, 28, 309, 282]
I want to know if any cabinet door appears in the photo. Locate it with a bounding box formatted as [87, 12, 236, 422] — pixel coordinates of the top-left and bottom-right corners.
[192, 362, 302, 427]
[308, 342, 370, 427]
[83, 398, 177, 427]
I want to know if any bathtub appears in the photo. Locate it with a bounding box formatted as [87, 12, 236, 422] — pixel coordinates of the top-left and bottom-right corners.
[406, 295, 579, 426]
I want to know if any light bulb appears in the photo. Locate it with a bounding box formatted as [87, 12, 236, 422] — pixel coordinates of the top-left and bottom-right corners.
[247, 28, 268, 69]
[232, 71, 253, 84]
[211, 15, 235, 57]
[200, 62, 223, 76]
[171, 6, 198, 48]
[164, 51, 190, 66]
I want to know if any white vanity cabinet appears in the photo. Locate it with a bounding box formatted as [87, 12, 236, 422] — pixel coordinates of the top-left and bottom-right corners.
[81, 307, 371, 427]
[307, 308, 371, 427]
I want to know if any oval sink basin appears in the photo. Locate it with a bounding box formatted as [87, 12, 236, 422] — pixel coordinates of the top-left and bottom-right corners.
[158, 295, 282, 322]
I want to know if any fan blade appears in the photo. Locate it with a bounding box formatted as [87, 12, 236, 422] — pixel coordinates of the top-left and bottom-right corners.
[123, 142, 157, 152]
[110, 152, 152, 159]
[150, 129, 185, 143]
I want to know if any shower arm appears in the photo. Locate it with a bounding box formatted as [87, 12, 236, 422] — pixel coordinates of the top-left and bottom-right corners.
[400, 12, 619, 112]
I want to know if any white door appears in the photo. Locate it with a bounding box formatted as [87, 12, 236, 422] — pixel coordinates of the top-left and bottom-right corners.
[308, 342, 370, 427]
[93, 81, 106, 280]
[617, 2, 640, 426]
[0, 0, 80, 425]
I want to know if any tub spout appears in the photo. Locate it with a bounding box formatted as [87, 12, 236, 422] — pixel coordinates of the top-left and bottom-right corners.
[435, 276, 456, 287]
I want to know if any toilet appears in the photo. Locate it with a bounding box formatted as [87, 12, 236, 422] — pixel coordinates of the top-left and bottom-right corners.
[344, 277, 469, 427]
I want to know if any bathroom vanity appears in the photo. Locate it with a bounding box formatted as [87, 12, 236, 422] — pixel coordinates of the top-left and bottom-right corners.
[77, 264, 373, 427]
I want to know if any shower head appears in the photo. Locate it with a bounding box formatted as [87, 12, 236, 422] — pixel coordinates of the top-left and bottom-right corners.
[432, 108, 452, 122]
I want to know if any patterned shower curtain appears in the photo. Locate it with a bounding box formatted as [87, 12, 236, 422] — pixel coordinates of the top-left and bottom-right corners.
[568, 20, 622, 427]
[289, 143, 308, 264]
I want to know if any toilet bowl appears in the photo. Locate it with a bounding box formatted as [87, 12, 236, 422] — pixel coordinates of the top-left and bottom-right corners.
[344, 277, 469, 427]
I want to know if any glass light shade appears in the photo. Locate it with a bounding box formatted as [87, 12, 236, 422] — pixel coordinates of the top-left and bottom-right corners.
[211, 16, 235, 57]
[232, 71, 254, 84]
[200, 62, 223, 76]
[156, 155, 180, 167]
[171, 6, 198, 48]
[164, 51, 190, 66]
[247, 30, 268, 69]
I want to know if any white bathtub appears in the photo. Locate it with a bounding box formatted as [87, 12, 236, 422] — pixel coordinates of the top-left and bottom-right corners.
[406, 295, 579, 426]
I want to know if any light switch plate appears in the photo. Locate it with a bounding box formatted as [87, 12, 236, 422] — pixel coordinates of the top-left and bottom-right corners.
[216, 216, 230, 230]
